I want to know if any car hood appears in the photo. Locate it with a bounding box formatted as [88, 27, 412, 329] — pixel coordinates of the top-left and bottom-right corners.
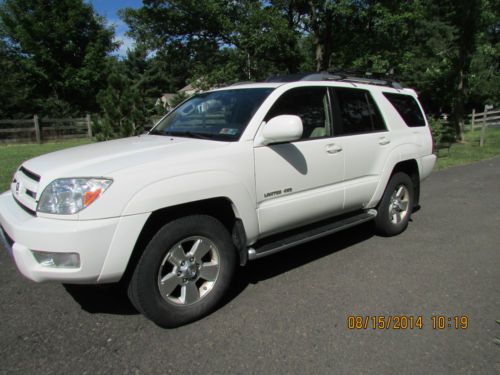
[23, 135, 230, 180]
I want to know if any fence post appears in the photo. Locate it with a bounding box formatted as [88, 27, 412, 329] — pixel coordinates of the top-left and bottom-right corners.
[480, 105, 488, 147]
[471, 109, 475, 131]
[33, 114, 41, 144]
[86, 113, 92, 138]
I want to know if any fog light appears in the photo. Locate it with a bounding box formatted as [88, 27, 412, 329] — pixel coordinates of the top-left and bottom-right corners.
[32, 251, 80, 268]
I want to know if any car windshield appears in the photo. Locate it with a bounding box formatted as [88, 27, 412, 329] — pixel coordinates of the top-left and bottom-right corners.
[150, 88, 274, 141]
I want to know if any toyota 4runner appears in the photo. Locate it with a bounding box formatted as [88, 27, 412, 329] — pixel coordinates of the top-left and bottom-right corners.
[0, 73, 436, 327]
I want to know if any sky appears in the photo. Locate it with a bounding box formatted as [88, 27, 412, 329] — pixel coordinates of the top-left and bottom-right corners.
[87, 0, 143, 56]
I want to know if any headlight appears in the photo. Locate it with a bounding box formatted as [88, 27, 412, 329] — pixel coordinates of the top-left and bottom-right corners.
[37, 178, 112, 215]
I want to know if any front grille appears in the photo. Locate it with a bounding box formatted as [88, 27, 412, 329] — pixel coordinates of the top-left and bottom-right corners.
[25, 189, 36, 199]
[19, 166, 41, 182]
[11, 165, 41, 215]
[13, 196, 37, 216]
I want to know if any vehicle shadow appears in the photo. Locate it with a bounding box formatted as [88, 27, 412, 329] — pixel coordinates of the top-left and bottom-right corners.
[64, 222, 375, 316]
[63, 283, 138, 315]
[223, 221, 376, 305]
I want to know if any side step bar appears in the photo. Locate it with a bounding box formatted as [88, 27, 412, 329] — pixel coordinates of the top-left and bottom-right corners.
[248, 209, 377, 260]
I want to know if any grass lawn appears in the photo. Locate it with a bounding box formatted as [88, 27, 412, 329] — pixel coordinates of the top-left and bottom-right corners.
[0, 139, 92, 192]
[0, 128, 499, 193]
[434, 127, 500, 170]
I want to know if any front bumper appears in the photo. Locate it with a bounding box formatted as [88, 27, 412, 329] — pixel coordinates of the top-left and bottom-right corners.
[0, 191, 124, 283]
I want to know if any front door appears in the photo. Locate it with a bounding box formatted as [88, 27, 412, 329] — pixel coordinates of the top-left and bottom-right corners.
[254, 86, 346, 236]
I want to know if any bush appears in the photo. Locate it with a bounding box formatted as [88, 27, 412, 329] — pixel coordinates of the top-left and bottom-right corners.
[429, 117, 456, 146]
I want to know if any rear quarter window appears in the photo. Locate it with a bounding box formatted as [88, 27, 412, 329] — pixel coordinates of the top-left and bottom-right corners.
[333, 88, 386, 135]
[383, 93, 426, 127]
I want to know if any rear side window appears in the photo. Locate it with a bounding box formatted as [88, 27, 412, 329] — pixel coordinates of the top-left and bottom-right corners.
[333, 88, 386, 135]
[383, 93, 426, 127]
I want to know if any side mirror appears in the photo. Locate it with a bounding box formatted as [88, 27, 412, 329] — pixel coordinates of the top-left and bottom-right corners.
[261, 115, 303, 145]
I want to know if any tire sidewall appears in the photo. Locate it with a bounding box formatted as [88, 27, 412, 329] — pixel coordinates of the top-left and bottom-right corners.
[375, 172, 414, 236]
[131, 215, 236, 327]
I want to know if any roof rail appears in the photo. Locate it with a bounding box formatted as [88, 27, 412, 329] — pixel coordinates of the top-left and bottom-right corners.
[229, 81, 256, 86]
[266, 72, 342, 83]
[266, 71, 403, 89]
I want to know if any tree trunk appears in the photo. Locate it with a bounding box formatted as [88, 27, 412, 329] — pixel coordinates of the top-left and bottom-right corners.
[315, 39, 332, 72]
[453, 68, 466, 142]
[450, 0, 480, 142]
[308, 0, 333, 72]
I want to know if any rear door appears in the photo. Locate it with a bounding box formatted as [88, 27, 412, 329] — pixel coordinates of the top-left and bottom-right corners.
[330, 87, 391, 210]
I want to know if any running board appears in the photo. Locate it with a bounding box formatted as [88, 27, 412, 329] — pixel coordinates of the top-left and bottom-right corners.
[248, 209, 377, 260]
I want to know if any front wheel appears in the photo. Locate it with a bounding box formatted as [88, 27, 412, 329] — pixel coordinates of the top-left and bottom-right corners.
[375, 172, 415, 237]
[128, 215, 237, 327]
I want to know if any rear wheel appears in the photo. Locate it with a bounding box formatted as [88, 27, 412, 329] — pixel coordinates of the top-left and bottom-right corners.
[375, 172, 414, 236]
[128, 215, 237, 327]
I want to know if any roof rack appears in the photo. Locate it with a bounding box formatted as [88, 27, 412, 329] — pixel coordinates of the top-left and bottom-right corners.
[265, 71, 403, 89]
[229, 81, 255, 86]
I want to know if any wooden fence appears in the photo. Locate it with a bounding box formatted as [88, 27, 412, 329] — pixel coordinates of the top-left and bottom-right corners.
[463, 106, 498, 147]
[0, 114, 92, 144]
[465, 107, 500, 130]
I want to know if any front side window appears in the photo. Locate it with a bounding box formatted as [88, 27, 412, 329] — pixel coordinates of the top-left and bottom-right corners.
[151, 88, 274, 141]
[265, 87, 332, 139]
[333, 88, 386, 135]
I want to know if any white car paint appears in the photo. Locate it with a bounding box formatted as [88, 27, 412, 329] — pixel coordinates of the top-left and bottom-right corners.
[0, 79, 436, 283]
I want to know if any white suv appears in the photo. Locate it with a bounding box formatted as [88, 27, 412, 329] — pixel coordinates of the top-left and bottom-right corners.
[0, 73, 436, 327]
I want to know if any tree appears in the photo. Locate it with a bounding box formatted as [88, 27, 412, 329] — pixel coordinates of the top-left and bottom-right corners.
[449, 0, 483, 141]
[96, 58, 148, 139]
[121, 0, 303, 87]
[0, 38, 31, 118]
[469, 0, 500, 109]
[0, 0, 116, 116]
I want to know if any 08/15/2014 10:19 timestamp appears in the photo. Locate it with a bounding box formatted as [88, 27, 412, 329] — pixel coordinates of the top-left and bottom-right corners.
[347, 315, 469, 330]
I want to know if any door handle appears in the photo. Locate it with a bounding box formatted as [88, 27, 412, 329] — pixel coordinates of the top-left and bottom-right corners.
[378, 137, 391, 145]
[325, 144, 342, 154]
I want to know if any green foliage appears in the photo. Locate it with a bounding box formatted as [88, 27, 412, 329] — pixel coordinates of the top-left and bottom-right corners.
[0, 0, 116, 117]
[0, 39, 31, 118]
[170, 92, 190, 108]
[121, 0, 304, 87]
[435, 128, 500, 170]
[96, 60, 148, 139]
[429, 117, 456, 146]
[0, 139, 92, 192]
[119, 0, 497, 121]
[1, 0, 498, 142]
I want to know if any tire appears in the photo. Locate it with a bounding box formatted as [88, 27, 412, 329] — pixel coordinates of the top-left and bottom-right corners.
[128, 215, 237, 328]
[374, 172, 415, 237]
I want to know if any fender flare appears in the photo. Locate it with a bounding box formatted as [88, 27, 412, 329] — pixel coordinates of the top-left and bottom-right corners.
[121, 170, 259, 243]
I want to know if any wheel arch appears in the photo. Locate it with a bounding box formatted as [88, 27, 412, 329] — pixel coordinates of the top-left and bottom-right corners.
[120, 197, 248, 285]
[368, 155, 420, 209]
[391, 159, 420, 206]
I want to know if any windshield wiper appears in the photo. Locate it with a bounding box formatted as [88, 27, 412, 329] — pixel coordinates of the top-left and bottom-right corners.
[149, 129, 165, 136]
[164, 131, 215, 140]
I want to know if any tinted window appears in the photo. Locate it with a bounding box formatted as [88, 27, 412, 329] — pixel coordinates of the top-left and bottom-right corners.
[265, 87, 332, 139]
[333, 88, 386, 135]
[152, 88, 273, 141]
[383, 93, 425, 127]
